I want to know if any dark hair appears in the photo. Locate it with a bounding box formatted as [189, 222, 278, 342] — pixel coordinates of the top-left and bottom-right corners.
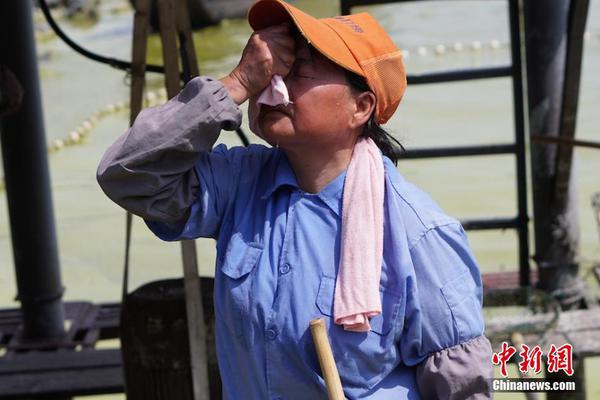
[344, 70, 405, 165]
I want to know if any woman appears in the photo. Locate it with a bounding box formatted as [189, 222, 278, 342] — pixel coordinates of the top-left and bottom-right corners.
[97, 0, 493, 398]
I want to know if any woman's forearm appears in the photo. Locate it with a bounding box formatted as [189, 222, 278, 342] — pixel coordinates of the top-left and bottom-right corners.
[96, 76, 242, 223]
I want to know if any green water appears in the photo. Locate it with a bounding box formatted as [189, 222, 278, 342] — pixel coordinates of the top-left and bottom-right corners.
[1, 0, 600, 398]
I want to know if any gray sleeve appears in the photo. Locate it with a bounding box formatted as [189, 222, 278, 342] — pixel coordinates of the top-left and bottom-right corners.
[416, 335, 494, 399]
[96, 76, 242, 223]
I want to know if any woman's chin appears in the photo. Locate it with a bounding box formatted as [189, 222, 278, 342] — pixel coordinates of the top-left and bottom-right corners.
[258, 122, 294, 146]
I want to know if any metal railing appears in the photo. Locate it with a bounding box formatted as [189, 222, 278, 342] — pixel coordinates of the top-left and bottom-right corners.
[341, 0, 531, 286]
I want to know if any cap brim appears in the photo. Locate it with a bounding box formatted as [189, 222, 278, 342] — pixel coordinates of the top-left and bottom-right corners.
[247, 0, 363, 76]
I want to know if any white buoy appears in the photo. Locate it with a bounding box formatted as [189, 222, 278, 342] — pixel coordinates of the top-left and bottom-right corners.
[434, 44, 446, 55]
[52, 139, 65, 150]
[417, 46, 427, 56]
[490, 40, 501, 49]
[453, 42, 464, 52]
[471, 40, 482, 51]
[69, 131, 81, 144]
[82, 119, 94, 130]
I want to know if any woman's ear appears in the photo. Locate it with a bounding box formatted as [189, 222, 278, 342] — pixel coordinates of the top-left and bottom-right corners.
[351, 91, 376, 129]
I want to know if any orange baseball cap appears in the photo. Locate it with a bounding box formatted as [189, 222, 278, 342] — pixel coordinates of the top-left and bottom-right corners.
[247, 0, 406, 124]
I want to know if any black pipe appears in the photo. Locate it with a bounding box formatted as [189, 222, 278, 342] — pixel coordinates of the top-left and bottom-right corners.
[524, 0, 585, 308]
[508, 0, 531, 288]
[461, 217, 519, 231]
[399, 143, 515, 159]
[408, 66, 511, 85]
[523, 1, 587, 396]
[0, 0, 66, 340]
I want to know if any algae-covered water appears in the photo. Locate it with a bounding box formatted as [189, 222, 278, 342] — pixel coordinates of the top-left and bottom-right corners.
[1, 0, 600, 398]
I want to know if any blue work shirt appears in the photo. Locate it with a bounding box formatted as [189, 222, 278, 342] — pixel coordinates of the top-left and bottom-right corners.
[146, 143, 485, 400]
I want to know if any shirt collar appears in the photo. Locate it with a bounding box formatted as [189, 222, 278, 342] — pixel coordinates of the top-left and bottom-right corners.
[260, 150, 299, 199]
[315, 169, 346, 217]
[260, 150, 347, 217]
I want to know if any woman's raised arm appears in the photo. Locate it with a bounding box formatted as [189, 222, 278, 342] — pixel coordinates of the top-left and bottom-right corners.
[96, 76, 241, 224]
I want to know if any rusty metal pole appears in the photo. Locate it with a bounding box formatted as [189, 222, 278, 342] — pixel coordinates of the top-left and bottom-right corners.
[523, 0, 589, 398]
[524, 0, 588, 308]
[0, 0, 66, 341]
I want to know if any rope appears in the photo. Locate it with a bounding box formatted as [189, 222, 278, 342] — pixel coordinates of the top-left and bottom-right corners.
[400, 31, 600, 60]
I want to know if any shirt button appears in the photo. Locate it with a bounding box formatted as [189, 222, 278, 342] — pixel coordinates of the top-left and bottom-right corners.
[265, 328, 278, 340]
[278, 263, 291, 275]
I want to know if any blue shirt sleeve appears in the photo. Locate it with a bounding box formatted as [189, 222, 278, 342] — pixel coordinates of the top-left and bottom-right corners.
[145, 143, 242, 241]
[400, 222, 485, 366]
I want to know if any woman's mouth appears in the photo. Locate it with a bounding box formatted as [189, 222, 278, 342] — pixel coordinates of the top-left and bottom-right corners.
[262, 104, 292, 117]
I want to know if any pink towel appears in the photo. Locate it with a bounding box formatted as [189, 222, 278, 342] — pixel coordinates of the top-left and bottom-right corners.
[248, 75, 290, 136]
[248, 77, 385, 332]
[334, 137, 385, 332]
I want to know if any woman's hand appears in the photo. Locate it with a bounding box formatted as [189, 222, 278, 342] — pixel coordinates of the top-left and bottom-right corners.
[220, 24, 295, 105]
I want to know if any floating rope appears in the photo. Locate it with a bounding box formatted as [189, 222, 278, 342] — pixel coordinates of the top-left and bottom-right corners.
[400, 31, 599, 60]
[0, 87, 168, 192]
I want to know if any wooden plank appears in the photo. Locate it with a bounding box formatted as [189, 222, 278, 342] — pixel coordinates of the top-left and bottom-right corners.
[487, 309, 600, 357]
[0, 302, 120, 352]
[0, 349, 121, 374]
[493, 330, 600, 359]
[482, 270, 538, 290]
[0, 366, 123, 398]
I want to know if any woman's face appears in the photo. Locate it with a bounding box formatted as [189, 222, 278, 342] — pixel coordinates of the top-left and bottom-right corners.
[256, 38, 358, 149]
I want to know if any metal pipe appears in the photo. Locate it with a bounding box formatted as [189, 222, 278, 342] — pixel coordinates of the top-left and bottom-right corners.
[508, 0, 531, 288]
[408, 66, 511, 85]
[461, 217, 519, 231]
[523, 0, 585, 308]
[399, 143, 515, 159]
[523, 1, 587, 397]
[0, 0, 66, 340]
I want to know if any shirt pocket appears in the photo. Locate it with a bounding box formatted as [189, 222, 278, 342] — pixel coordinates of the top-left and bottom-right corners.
[221, 234, 263, 279]
[216, 234, 263, 349]
[313, 275, 404, 390]
[440, 268, 483, 343]
[316, 275, 402, 336]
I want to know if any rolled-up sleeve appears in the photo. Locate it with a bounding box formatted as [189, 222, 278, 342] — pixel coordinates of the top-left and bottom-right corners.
[96, 76, 242, 225]
[416, 335, 493, 399]
[400, 222, 492, 398]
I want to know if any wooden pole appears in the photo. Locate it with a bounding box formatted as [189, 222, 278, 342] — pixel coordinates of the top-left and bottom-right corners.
[157, 0, 210, 397]
[310, 318, 345, 400]
[120, 1, 211, 399]
[510, 332, 540, 400]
